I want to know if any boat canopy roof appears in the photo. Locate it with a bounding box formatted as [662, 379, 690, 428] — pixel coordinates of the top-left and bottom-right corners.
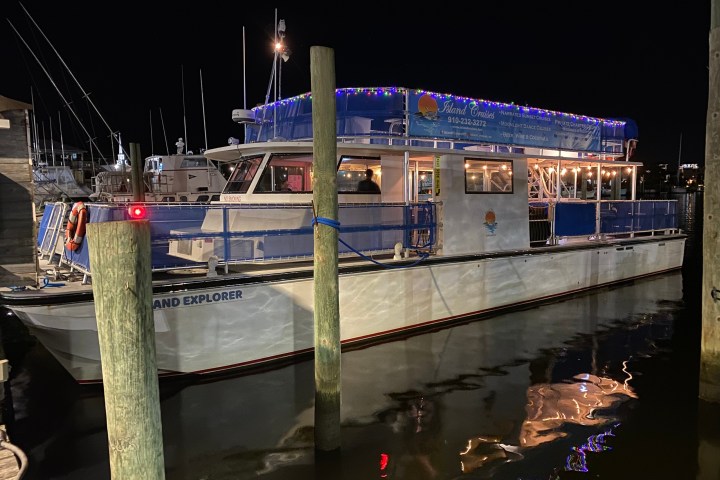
[242, 87, 637, 156]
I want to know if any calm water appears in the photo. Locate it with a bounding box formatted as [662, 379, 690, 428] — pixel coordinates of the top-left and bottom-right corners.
[1, 192, 715, 480]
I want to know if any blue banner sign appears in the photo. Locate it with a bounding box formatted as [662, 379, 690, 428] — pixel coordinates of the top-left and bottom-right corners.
[407, 91, 605, 152]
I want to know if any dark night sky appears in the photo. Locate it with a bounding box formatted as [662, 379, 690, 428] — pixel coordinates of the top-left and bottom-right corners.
[1, 2, 711, 170]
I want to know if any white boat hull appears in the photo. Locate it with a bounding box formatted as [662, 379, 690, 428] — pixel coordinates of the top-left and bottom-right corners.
[10, 236, 685, 382]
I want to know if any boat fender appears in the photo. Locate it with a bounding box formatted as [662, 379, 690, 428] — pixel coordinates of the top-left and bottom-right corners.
[207, 255, 219, 278]
[65, 201, 88, 251]
[393, 242, 404, 260]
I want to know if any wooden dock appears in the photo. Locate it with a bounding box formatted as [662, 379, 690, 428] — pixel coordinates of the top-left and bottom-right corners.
[0, 95, 34, 479]
[0, 447, 20, 479]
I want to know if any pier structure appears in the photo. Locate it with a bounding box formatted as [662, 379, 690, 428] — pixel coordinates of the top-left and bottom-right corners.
[0, 95, 37, 289]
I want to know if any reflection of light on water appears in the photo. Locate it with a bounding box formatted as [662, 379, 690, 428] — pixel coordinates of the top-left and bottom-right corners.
[459, 371, 637, 475]
[519, 373, 636, 448]
[565, 425, 617, 472]
[622, 360, 633, 392]
[674, 192, 701, 255]
[459, 436, 523, 473]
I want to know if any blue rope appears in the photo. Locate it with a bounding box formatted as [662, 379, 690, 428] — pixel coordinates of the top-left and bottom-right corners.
[41, 277, 65, 288]
[311, 216, 341, 229]
[311, 216, 429, 269]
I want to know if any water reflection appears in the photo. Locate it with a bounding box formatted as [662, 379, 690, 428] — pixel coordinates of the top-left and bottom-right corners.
[673, 192, 701, 253]
[380, 394, 443, 479]
[519, 372, 637, 449]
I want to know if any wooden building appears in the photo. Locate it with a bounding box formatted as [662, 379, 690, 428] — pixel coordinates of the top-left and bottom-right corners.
[0, 95, 37, 288]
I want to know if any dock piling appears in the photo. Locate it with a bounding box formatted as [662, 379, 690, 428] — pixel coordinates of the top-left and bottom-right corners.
[310, 45, 342, 453]
[87, 220, 165, 479]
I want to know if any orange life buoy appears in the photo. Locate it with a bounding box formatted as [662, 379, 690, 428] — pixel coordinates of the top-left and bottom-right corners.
[65, 201, 88, 251]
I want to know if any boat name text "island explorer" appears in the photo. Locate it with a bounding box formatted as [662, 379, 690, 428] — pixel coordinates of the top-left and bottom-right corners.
[153, 289, 243, 310]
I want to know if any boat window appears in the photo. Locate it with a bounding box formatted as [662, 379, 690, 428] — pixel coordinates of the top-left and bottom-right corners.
[210, 194, 220, 201]
[337, 156, 381, 193]
[180, 157, 208, 168]
[256, 153, 313, 193]
[196, 195, 210, 202]
[145, 157, 163, 173]
[224, 156, 263, 193]
[416, 170, 433, 201]
[465, 158, 513, 194]
[180, 195, 188, 202]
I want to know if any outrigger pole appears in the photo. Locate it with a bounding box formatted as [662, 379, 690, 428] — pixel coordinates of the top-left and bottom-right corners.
[18, 2, 129, 165]
[8, 19, 110, 165]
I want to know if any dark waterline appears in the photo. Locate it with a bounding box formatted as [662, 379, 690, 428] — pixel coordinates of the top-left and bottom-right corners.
[1, 192, 714, 480]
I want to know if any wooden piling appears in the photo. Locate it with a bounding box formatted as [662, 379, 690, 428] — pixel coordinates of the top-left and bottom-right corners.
[130, 143, 145, 202]
[701, 1, 720, 403]
[86, 220, 165, 478]
[310, 45, 341, 452]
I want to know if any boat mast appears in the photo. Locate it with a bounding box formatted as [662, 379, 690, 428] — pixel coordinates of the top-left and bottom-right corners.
[677, 132, 683, 186]
[159, 108, 170, 156]
[243, 27, 247, 112]
[58, 111, 65, 166]
[258, 10, 286, 141]
[8, 18, 110, 165]
[243, 26, 247, 143]
[41, 122, 48, 166]
[273, 9, 278, 139]
[49, 115, 55, 167]
[19, 3, 126, 164]
[150, 109, 154, 156]
[200, 69, 208, 152]
[181, 65, 188, 154]
[30, 87, 40, 166]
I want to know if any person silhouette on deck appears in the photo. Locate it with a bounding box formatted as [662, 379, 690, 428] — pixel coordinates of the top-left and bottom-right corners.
[278, 179, 292, 191]
[357, 168, 381, 193]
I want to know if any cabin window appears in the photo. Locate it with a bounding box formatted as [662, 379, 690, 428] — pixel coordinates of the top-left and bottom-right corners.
[196, 195, 209, 202]
[180, 157, 208, 168]
[416, 170, 433, 201]
[337, 156, 381, 193]
[145, 157, 163, 173]
[464, 159, 513, 193]
[224, 156, 264, 193]
[256, 153, 313, 193]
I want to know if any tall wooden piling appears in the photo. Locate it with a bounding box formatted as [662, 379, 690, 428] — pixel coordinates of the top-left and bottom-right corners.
[130, 143, 145, 202]
[310, 45, 341, 452]
[701, 1, 720, 403]
[86, 220, 165, 479]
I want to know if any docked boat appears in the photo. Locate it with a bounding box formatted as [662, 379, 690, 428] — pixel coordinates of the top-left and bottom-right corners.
[89, 149, 228, 203]
[33, 164, 93, 207]
[0, 87, 686, 383]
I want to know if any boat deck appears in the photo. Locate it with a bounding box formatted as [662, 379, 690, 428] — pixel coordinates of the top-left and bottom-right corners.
[3, 230, 686, 302]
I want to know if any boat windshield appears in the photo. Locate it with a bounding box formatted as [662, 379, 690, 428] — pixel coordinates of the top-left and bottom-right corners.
[249, 153, 383, 193]
[255, 153, 313, 192]
[224, 156, 263, 193]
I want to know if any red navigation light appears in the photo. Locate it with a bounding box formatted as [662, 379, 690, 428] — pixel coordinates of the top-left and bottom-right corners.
[127, 205, 147, 219]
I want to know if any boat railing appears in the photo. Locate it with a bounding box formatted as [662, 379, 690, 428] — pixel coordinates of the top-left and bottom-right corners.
[47, 202, 437, 275]
[529, 199, 680, 246]
[37, 201, 67, 260]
